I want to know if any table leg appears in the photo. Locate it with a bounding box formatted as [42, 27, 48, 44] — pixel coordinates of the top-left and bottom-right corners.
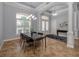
[33, 40, 35, 54]
[45, 37, 46, 51]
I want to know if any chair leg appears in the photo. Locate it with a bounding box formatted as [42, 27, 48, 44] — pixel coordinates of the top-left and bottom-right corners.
[19, 39, 22, 47]
[42, 39, 43, 51]
[23, 42, 26, 53]
[21, 41, 24, 49]
[45, 37, 46, 51]
[23, 41, 27, 53]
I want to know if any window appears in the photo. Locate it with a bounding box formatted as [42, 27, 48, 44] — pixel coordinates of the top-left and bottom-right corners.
[42, 21, 45, 31]
[41, 16, 49, 20]
[46, 21, 48, 31]
[16, 13, 31, 35]
[41, 15, 49, 32]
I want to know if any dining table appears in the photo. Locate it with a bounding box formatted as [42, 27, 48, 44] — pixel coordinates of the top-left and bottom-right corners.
[21, 32, 47, 54]
[31, 33, 47, 54]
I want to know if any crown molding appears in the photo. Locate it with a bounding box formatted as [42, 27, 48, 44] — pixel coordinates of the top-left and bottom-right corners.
[4, 2, 37, 14]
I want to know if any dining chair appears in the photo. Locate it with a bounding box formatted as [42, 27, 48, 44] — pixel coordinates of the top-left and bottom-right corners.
[20, 33, 34, 52]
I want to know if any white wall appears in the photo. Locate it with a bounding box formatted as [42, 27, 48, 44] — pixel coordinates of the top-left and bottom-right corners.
[0, 3, 3, 46]
[50, 12, 68, 36]
[77, 11, 79, 37]
[3, 4, 16, 40]
[50, 19, 57, 35]
[56, 15, 68, 30]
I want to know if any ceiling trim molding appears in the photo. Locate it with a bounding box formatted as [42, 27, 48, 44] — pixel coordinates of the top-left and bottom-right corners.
[4, 2, 36, 14]
[36, 2, 67, 14]
[44, 8, 68, 16]
[57, 8, 68, 14]
[35, 2, 47, 10]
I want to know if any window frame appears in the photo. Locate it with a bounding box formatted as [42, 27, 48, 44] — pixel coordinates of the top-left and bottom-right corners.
[16, 13, 31, 35]
[41, 15, 49, 32]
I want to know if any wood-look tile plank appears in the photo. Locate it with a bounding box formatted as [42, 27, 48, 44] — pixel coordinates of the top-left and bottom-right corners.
[0, 37, 79, 57]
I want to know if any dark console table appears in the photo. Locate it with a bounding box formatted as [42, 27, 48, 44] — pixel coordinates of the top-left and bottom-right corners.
[57, 30, 68, 36]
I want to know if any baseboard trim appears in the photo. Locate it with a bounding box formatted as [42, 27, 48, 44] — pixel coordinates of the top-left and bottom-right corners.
[67, 44, 74, 48]
[4, 37, 20, 42]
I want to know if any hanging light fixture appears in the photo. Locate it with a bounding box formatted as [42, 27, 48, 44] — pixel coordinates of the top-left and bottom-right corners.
[26, 14, 37, 20]
[52, 13, 58, 16]
[27, 14, 32, 19]
[52, 8, 58, 16]
[31, 15, 37, 20]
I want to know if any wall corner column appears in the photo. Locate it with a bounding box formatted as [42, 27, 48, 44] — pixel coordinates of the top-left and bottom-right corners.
[67, 2, 75, 48]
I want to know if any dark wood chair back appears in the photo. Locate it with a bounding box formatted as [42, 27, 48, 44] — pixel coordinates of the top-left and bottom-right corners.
[20, 33, 34, 43]
[38, 33, 43, 35]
